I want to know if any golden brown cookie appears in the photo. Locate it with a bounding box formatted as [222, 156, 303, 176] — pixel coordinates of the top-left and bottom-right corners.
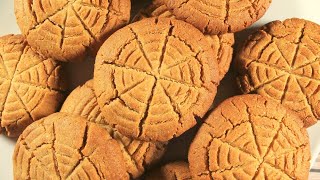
[236, 18, 320, 127]
[0, 34, 66, 137]
[133, 0, 175, 21]
[94, 18, 219, 142]
[189, 94, 310, 180]
[164, 0, 272, 34]
[60, 80, 167, 178]
[13, 113, 129, 180]
[133, 0, 235, 81]
[14, 0, 131, 62]
[145, 161, 192, 180]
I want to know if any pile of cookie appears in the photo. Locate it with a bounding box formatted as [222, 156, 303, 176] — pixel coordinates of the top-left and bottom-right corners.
[0, 0, 319, 179]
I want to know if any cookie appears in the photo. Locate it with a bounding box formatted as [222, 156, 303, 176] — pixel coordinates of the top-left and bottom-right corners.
[13, 113, 129, 180]
[94, 18, 219, 141]
[14, 0, 131, 62]
[0, 34, 66, 137]
[134, 0, 235, 81]
[145, 161, 192, 180]
[188, 94, 310, 179]
[236, 18, 320, 127]
[133, 0, 175, 21]
[60, 80, 167, 178]
[163, 0, 272, 34]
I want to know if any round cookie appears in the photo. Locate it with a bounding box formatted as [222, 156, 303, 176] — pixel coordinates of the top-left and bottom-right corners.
[14, 0, 131, 62]
[188, 94, 310, 180]
[164, 0, 272, 34]
[133, 0, 235, 81]
[145, 161, 192, 180]
[94, 18, 219, 141]
[236, 18, 320, 127]
[60, 80, 167, 178]
[0, 34, 66, 137]
[13, 113, 129, 180]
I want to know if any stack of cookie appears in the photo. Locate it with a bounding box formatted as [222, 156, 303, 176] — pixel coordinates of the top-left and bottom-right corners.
[0, 0, 318, 179]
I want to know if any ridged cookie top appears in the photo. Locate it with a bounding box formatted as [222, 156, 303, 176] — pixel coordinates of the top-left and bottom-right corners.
[236, 18, 320, 127]
[14, 0, 131, 62]
[94, 18, 219, 141]
[134, 0, 235, 81]
[189, 94, 310, 180]
[164, 0, 272, 34]
[0, 34, 66, 137]
[60, 80, 167, 178]
[146, 161, 192, 180]
[13, 113, 129, 180]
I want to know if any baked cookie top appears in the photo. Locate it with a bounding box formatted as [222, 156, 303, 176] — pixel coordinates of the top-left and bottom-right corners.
[13, 113, 129, 180]
[14, 0, 131, 62]
[145, 161, 192, 180]
[0, 34, 66, 137]
[94, 18, 219, 142]
[60, 80, 167, 178]
[236, 18, 320, 127]
[164, 0, 272, 34]
[189, 94, 310, 180]
[134, 0, 235, 81]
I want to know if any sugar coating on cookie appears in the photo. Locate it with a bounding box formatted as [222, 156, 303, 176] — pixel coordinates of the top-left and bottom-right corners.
[94, 18, 219, 142]
[189, 94, 310, 180]
[60, 80, 167, 178]
[133, 0, 235, 81]
[0, 34, 66, 137]
[13, 113, 129, 180]
[14, 0, 131, 62]
[164, 0, 272, 34]
[236, 18, 320, 127]
[145, 161, 192, 180]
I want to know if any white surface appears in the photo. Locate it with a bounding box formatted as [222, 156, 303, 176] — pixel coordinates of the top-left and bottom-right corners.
[1, 0, 320, 179]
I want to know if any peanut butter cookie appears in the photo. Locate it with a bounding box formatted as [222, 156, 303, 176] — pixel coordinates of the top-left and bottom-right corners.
[94, 18, 219, 141]
[146, 161, 192, 180]
[189, 94, 310, 180]
[164, 0, 272, 34]
[13, 113, 129, 180]
[236, 18, 320, 127]
[14, 0, 131, 62]
[134, 0, 235, 81]
[61, 80, 167, 178]
[0, 34, 66, 137]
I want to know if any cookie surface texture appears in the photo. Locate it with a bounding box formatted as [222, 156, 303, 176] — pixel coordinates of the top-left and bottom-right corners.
[13, 112, 129, 180]
[145, 161, 192, 180]
[164, 0, 271, 34]
[236, 18, 320, 127]
[94, 18, 219, 141]
[60, 80, 167, 178]
[188, 94, 310, 180]
[14, 0, 131, 62]
[0, 34, 66, 137]
[134, 0, 235, 81]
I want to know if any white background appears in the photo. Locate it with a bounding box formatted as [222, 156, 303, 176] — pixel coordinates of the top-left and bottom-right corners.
[1, 0, 320, 179]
